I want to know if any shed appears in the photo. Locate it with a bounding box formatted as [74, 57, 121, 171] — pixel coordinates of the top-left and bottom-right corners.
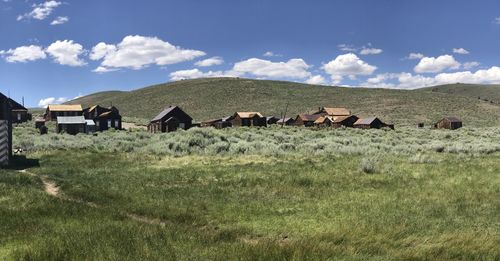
[332, 115, 359, 128]
[148, 106, 193, 133]
[434, 117, 462, 130]
[353, 117, 385, 129]
[9, 98, 31, 123]
[35, 118, 46, 129]
[314, 107, 351, 117]
[56, 116, 86, 135]
[228, 112, 266, 127]
[277, 117, 295, 126]
[0, 92, 12, 166]
[295, 114, 320, 127]
[266, 116, 279, 125]
[45, 104, 83, 121]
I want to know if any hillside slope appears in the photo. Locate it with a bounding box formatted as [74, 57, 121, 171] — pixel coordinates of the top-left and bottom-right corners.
[67, 78, 500, 126]
[419, 83, 500, 105]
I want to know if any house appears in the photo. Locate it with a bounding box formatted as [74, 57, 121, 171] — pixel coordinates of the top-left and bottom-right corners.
[314, 116, 334, 127]
[148, 106, 193, 133]
[295, 114, 321, 127]
[332, 115, 359, 128]
[353, 117, 393, 129]
[228, 112, 267, 127]
[434, 117, 462, 130]
[276, 117, 295, 126]
[314, 107, 351, 117]
[45, 104, 83, 121]
[9, 98, 31, 123]
[84, 105, 122, 131]
[56, 116, 87, 135]
[266, 116, 279, 125]
[0, 92, 12, 166]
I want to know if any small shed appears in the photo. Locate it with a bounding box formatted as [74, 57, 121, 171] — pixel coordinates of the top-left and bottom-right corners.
[56, 116, 87, 135]
[35, 118, 46, 129]
[434, 117, 462, 130]
[9, 98, 31, 123]
[353, 117, 385, 129]
[295, 114, 321, 127]
[148, 106, 193, 133]
[0, 92, 12, 166]
[277, 117, 295, 126]
[228, 112, 267, 127]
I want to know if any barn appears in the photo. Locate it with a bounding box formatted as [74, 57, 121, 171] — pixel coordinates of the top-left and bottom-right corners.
[434, 117, 462, 130]
[228, 112, 267, 127]
[45, 104, 83, 121]
[0, 92, 12, 166]
[56, 116, 87, 135]
[148, 106, 193, 133]
[9, 98, 31, 123]
[314, 107, 351, 117]
[295, 114, 321, 127]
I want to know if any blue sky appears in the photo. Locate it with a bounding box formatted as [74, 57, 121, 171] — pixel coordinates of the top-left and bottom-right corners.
[2, 0, 500, 107]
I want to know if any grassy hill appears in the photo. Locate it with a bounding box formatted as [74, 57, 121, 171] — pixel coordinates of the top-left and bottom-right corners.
[67, 78, 500, 126]
[419, 83, 500, 105]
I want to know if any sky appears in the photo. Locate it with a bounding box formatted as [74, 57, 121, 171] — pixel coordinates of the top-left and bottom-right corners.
[2, 0, 500, 107]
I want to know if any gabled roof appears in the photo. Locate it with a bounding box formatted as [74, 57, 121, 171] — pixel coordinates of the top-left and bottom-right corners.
[320, 107, 351, 116]
[151, 106, 192, 122]
[56, 116, 86, 124]
[48, 104, 83, 112]
[277, 117, 294, 123]
[354, 117, 379, 125]
[442, 117, 461, 123]
[235, 112, 264, 118]
[297, 114, 321, 122]
[332, 115, 358, 123]
[85, 119, 96, 126]
[8, 98, 27, 111]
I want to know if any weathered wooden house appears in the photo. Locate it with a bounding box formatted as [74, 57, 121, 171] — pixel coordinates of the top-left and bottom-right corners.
[148, 106, 193, 133]
[353, 117, 393, 129]
[93, 107, 122, 131]
[0, 92, 12, 166]
[9, 98, 31, 123]
[314, 107, 351, 117]
[277, 117, 295, 126]
[228, 112, 267, 127]
[434, 117, 462, 130]
[266, 116, 279, 125]
[295, 114, 321, 127]
[45, 104, 83, 121]
[201, 118, 232, 129]
[314, 116, 334, 127]
[332, 115, 359, 128]
[56, 116, 87, 135]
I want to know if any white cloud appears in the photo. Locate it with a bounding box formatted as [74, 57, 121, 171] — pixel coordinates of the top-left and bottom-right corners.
[463, 61, 480, 70]
[0, 45, 46, 63]
[169, 68, 235, 81]
[453, 48, 469, 55]
[337, 44, 357, 52]
[92, 66, 119, 73]
[322, 53, 377, 83]
[38, 96, 68, 108]
[18, 1, 61, 21]
[305, 75, 327, 85]
[46, 40, 86, 66]
[232, 58, 311, 79]
[263, 51, 282, 57]
[194, 56, 223, 67]
[50, 16, 68, 25]
[406, 53, 424, 60]
[359, 47, 382, 55]
[494, 17, 500, 25]
[414, 55, 460, 73]
[434, 67, 500, 84]
[90, 35, 206, 72]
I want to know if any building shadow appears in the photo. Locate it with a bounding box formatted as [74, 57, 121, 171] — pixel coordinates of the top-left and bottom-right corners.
[6, 155, 40, 170]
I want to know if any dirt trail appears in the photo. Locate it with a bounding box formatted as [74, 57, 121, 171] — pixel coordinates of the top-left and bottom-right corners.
[18, 169, 168, 227]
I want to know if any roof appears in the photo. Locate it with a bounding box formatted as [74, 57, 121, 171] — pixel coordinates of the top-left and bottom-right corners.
[354, 117, 379, 125]
[321, 107, 351, 116]
[48, 104, 83, 112]
[442, 117, 462, 123]
[314, 116, 326, 124]
[277, 117, 293, 123]
[236, 112, 264, 118]
[332, 115, 356, 123]
[297, 114, 321, 122]
[151, 106, 192, 122]
[8, 98, 27, 111]
[88, 105, 99, 112]
[56, 116, 86, 124]
[85, 120, 96, 126]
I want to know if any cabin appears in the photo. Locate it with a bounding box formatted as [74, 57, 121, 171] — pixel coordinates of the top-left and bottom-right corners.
[353, 117, 393, 129]
[0, 92, 12, 166]
[201, 118, 232, 129]
[93, 108, 122, 131]
[314, 116, 334, 127]
[56, 116, 87, 135]
[148, 106, 193, 133]
[434, 117, 462, 130]
[266, 116, 279, 125]
[9, 98, 31, 123]
[332, 115, 359, 128]
[228, 112, 267, 127]
[45, 104, 83, 121]
[276, 117, 295, 126]
[295, 114, 321, 127]
[314, 107, 351, 117]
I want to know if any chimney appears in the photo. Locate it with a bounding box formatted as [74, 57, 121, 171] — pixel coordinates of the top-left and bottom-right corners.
[22, 96, 25, 107]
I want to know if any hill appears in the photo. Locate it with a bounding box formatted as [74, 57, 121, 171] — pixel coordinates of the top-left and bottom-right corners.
[67, 78, 500, 127]
[419, 83, 500, 105]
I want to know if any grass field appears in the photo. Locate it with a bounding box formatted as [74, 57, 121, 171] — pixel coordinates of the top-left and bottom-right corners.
[1, 124, 499, 260]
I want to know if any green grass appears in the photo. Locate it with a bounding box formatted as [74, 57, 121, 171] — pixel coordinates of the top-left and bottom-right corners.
[419, 83, 500, 105]
[66, 78, 500, 126]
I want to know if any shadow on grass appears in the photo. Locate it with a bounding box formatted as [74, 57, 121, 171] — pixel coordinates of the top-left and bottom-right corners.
[6, 155, 40, 170]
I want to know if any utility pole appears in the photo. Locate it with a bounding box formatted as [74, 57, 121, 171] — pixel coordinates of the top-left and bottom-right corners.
[281, 102, 289, 128]
[22, 96, 25, 107]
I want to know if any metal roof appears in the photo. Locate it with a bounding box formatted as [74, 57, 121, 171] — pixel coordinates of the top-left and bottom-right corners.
[48, 104, 83, 112]
[442, 117, 461, 123]
[235, 112, 264, 118]
[151, 106, 192, 122]
[297, 114, 321, 121]
[277, 117, 293, 123]
[85, 120, 96, 126]
[56, 116, 86, 124]
[354, 117, 378, 125]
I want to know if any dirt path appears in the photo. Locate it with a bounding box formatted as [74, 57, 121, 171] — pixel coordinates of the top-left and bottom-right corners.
[18, 169, 168, 227]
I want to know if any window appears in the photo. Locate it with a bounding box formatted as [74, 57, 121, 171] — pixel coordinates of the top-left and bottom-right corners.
[17, 113, 21, 121]
[115, 120, 119, 128]
[107, 120, 112, 128]
[96, 121, 100, 127]
[179, 123, 185, 129]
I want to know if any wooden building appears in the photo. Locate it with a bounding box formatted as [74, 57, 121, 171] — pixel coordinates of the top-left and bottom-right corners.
[266, 116, 279, 125]
[353, 117, 393, 129]
[228, 112, 267, 127]
[0, 92, 12, 166]
[56, 116, 87, 135]
[314, 107, 351, 117]
[148, 106, 193, 133]
[314, 116, 334, 127]
[87, 106, 122, 131]
[434, 117, 462, 130]
[45, 104, 83, 121]
[276, 117, 295, 126]
[332, 115, 359, 128]
[295, 114, 321, 127]
[201, 118, 232, 129]
[9, 98, 31, 123]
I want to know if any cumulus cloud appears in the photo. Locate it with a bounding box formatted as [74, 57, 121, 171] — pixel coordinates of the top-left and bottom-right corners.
[194, 56, 224, 67]
[232, 58, 311, 79]
[92, 66, 119, 73]
[453, 48, 469, 55]
[337, 44, 357, 52]
[322, 53, 377, 83]
[38, 96, 68, 108]
[0, 45, 46, 63]
[305, 75, 327, 85]
[46, 40, 86, 66]
[414, 55, 460, 73]
[169, 68, 236, 81]
[406, 53, 424, 60]
[359, 47, 382, 55]
[50, 16, 68, 25]
[17, 1, 61, 21]
[90, 35, 206, 72]
[463, 61, 480, 70]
